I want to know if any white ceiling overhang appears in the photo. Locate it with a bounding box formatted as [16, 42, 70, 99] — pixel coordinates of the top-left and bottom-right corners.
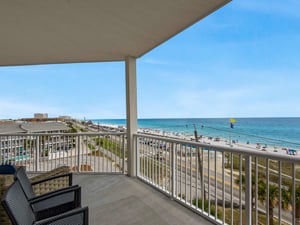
[0, 0, 230, 66]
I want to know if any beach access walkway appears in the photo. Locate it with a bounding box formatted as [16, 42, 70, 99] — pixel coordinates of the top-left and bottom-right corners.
[74, 174, 214, 225]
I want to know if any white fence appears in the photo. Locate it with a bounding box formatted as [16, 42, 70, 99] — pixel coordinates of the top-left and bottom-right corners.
[0, 133, 126, 174]
[3, 132, 300, 224]
[135, 133, 300, 225]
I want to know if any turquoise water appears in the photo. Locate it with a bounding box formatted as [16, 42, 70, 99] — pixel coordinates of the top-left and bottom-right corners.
[92, 118, 300, 149]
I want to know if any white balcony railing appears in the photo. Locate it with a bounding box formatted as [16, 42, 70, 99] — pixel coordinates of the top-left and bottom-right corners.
[2, 132, 300, 225]
[134, 133, 300, 225]
[0, 133, 127, 174]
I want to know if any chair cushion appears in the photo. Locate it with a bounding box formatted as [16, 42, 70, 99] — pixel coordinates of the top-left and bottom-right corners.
[0, 165, 16, 174]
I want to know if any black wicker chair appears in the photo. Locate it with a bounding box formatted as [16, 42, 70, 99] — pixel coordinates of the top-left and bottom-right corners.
[15, 167, 81, 220]
[1, 180, 88, 225]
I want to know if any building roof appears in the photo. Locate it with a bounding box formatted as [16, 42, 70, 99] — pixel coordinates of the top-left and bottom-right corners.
[0, 122, 69, 134]
[0, 123, 26, 134]
[0, 0, 230, 66]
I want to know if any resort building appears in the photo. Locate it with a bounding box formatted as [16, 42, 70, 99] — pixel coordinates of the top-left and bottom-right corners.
[0, 122, 69, 134]
[34, 113, 48, 119]
[0, 121, 70, 163]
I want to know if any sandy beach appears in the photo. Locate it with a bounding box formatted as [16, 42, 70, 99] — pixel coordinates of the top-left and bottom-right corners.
[139, 127, 298, 156]
[93, 123, 298, 157]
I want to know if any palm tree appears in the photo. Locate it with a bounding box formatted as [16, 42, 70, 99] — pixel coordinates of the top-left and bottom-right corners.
[281, 188, 290, 210]
[284, 185, 300, 224]
[257, 182, 278, 225]
[295, 185, 300, 224]
[234, 174, 257, 208]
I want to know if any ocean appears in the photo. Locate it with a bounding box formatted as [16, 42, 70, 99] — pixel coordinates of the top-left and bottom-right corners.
[91, 118, 300, 149]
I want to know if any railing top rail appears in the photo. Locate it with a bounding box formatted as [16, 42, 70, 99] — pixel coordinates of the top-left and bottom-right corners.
[135, 133, 300, 163]
[0, 132, 126, 137]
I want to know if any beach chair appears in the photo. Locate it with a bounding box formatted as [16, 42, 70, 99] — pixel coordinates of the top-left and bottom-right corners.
[0, 165, 17, 225]
[14, 166, 81, 220]
[1, 180, 88, 225]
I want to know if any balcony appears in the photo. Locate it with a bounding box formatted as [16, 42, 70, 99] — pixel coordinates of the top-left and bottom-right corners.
[3, 1, 289, 224]
[74, 174, 212, 225]
[2, 132, 300, 225]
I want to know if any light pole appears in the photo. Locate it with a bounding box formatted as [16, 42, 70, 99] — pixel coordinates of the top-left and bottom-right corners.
[193, 124, 206, 201]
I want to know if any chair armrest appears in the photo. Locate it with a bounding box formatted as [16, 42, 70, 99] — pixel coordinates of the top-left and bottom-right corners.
[29, 185, 80, 203]
[30, 184, 79, 201]
[30, 186, 81, 220]
[30, 166, 71, 183]
[31, 173, 73, 196]
[34, 206, 89, 225]
[31, 173, 73, 186]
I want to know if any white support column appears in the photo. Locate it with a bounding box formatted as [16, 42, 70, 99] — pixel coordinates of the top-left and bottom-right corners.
[125, 56, 138, 177]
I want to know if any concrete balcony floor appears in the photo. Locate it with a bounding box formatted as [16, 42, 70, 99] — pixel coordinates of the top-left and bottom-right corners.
[74, 174, 213, 225]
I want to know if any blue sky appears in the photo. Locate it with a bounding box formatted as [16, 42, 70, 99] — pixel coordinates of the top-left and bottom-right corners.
[1, 0, 300, 120]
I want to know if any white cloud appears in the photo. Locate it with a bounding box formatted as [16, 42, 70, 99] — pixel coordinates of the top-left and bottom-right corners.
[173, 87, 253, 116]
[138, 60, 300, 118]
[0, 98, 62, 119]
[67, 109, 126, 119]
[164, 77, 300, 118]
